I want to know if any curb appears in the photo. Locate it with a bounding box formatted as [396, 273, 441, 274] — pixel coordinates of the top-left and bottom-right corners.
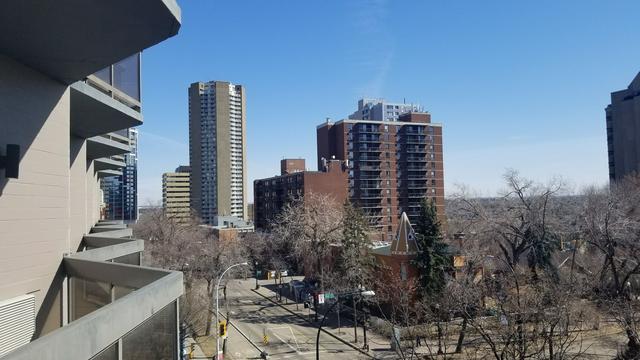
[252, 288, 375, 359]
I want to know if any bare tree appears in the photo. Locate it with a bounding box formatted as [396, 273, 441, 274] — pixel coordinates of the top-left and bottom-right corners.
[580, 177, 640, 359]
[134, 209, 247, 337]
[445, 171, 592, 359]
[272, 193, 344, 290]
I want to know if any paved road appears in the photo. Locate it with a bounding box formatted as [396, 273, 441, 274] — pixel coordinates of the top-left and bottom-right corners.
[220, 279, 371, 360]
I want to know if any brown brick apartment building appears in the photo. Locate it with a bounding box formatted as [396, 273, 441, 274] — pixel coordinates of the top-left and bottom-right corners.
[253, 159, 348, 229]
[317, 112, 444, 241]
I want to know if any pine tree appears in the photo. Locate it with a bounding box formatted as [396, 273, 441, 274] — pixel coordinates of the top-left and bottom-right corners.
[411, 198, 451, 298]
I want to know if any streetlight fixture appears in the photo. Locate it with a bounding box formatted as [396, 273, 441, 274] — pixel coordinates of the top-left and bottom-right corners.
[215, 262, 248, 360]
[315, 289, 375, 360]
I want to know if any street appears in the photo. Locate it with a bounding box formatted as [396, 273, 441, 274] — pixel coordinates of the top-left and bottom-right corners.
[216, 278, 373, 360]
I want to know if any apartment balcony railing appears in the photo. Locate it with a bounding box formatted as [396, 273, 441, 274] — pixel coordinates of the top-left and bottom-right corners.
[353, 126, 381, 134]
[403, 146, 427, 153]
[402, 192, 427, 198]
[359, 191, 383, 199]
[401, 156, 428, 162]
[400, 136, 428, 144]
[1, 221, 183, 360]
[402, 129, 425, 135]
[404, 166, 428, 171]
[90, 54, 142, 111]
[357, 156, 381, 161]
[357, 174, 382, 180]
[358, 180, 382, 189]
[355, 145, 381, 153]
[354, 136, 381, 143]
[358, 165, 381, 171]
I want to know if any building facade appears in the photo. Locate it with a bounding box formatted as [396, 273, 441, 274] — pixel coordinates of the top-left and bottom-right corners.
[162, 165, 191, 222]
[606, 72, 640, 182]
[0, 1, 182, 359]
[253, 159, 348, 229]
[101, 128, 138, 222]
[349, 98, 423, 122]
[317, 112, 445, 241]
[189, 81, 247, 224]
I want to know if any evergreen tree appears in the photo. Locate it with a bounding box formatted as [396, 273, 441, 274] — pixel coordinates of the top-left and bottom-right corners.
[411, 198, 451, 298]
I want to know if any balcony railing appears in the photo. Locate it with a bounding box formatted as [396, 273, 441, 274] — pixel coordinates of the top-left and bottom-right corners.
[355, 145, 381, 152]
[355, 135, 381, 143]
[357, 156, 381, 161]
[401, 136, 428, 144]
[401, 156, 428, 162]
[88, 53, 142, 112]
[403, 146, 427, 153]
[353, 126, 381, 134]
[358, 165, 381, 171]
[2, 221, 183, 360]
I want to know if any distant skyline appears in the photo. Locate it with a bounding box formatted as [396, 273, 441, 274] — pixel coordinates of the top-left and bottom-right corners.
[137, 0, 640, 205]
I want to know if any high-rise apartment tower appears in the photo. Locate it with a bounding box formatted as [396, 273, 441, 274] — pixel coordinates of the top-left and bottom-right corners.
[317, 112, 444, 241]
[606, 72, 640, 182]
[188, 81, 247, 224]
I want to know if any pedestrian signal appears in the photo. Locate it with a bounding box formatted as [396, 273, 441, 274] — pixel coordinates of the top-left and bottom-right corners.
[218, 320, 227, 337]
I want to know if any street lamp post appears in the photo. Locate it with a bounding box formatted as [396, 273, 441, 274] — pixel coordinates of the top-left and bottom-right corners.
[254, 261, 259, 289]
[215, 262, 248, 360]
[316, 289, 374, 360]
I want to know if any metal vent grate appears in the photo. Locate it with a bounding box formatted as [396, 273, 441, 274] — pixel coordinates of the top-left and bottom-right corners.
[0, 294, 35, 356]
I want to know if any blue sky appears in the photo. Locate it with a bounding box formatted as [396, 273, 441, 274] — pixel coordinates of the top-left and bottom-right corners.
[138, 0, 640, 205]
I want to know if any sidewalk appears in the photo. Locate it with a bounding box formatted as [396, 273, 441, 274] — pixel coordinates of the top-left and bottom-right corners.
[254, 279, 398, 359]
[185, 337, 208, 359]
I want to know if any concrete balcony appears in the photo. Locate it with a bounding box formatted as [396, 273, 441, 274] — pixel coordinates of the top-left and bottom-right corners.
[70, 82, 143, 138]
[87, 133, 131, 160]
[94, 157, 126, 172]
[0, 0, 181, 85]
[0, 222, 183, 360]
[97, 170, 123, 179]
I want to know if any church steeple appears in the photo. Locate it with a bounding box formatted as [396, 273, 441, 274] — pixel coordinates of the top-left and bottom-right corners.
[390, 212, 419, 256]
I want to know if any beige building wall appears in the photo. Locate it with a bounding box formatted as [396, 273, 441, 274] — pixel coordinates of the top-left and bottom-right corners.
[162, 172, 191, 221]
[0, 55, 114, 336]
[0, 55, 71, 317]
[215, 82, 232, 217]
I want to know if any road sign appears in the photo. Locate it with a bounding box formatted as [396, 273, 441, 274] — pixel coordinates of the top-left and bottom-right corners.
[324, 292, 335, 299]
[317, 293, 325, 304]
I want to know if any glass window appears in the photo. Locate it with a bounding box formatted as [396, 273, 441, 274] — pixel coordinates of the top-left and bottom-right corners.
[70, 277, 111, 321]
[93, 67, 111, 85]
[113, 53, 141, 101]
[90, 342, 118, 360]
[122, 302, 177, 360]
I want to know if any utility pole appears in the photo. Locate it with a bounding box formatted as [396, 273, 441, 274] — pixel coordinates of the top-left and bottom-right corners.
[353, 296, 358, 343]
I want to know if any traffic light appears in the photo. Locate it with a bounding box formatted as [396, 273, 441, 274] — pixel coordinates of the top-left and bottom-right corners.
[218, 320, 227, 337]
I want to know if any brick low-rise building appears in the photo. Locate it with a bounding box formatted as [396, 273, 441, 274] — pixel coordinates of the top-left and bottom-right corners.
[253, 159, 348, 229]
[317, 112, 445, 241]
